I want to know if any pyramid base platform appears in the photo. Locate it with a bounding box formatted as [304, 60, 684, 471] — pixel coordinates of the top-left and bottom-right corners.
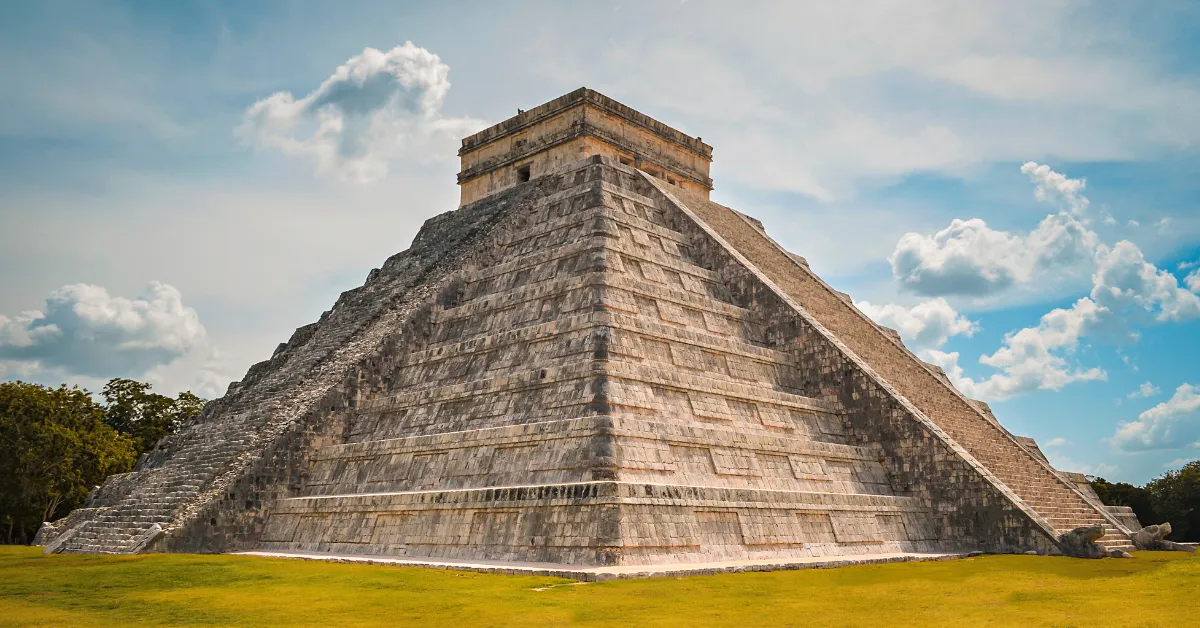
[233, 549, 971, 581]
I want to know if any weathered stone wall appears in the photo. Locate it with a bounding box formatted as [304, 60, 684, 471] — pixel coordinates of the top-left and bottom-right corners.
[49, 165, 566, 554]
[658, 178, 1130, 546]
[52, 155, 1116, 564]
[458, 88, 712, 205]
[164, 160, 619, 555]
[178, 158, 940, 565]
[234, 159, 970, 565]
[635, 172, 1070, 554]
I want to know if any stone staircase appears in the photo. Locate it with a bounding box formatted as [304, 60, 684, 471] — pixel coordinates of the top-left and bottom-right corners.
[56, 419, 259, 554]
[649, 177, 1133, 551]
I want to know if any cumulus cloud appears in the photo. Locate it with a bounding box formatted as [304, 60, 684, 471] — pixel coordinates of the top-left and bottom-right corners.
[237, 42, 483, 183]
[888, 159, 1200, 402]
[855, 297, 977, 352]
[1044, 437, 1066, 447]
[1128, 381, 1161, 399]
[889, 163, 1108, 298]
[928, 239, 1200, 401]
[1186, 268, 1200, 293]
[1090, 241, 1200, 333]
[1111, 383, 1200, 451]
[890, 212, 1098, 297]
[926, 297, 1106, 401]
[1020, 162, 1089, 215]
[0, 282, 206, 379]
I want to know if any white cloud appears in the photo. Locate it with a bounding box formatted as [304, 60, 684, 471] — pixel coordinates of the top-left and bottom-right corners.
[1090, 241, 1200, 332]
[237, 42, 483, 183]
[1045, 437, 1066, 447]
[1127, 219, 1140, 228]
[1157, 217, 1172, 232]
[1186, 268, 1200, 293]
[1164, 457, 1193, 469]
[1127, 381, 1162, 399]
[889, 162, 1102, 298]
[1111, 383, 1200, 451]
[890, 212, 1098, 297]
[888, 163, 1099, 298]
[929, 237, 1200, 401]
[525, 3, 1200, 202]
[927, 296, 1106, 401]
[855, 297, 977, 352]
[1101, 212, 1117, 226]
[0, 282, 206, 379]
[1020, 162, 1089, 215]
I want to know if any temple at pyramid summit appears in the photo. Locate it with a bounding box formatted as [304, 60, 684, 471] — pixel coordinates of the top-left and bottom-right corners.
[37, 88, 1147, 575]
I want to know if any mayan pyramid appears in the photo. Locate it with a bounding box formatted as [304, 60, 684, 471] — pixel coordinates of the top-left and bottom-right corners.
[39, 88, 1137, 571]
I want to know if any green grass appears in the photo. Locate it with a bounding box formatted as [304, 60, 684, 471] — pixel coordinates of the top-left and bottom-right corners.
[1, 547, 1197, 627]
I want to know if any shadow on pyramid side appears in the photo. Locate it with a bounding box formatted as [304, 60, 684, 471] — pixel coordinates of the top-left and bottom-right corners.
[38, 89, 1135, 572]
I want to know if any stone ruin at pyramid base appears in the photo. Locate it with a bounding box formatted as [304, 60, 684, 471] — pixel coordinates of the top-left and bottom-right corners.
[37, 88, 1158, 575]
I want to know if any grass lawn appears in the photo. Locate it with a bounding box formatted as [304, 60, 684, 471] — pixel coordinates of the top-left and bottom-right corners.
[1, 547, 1197, 627]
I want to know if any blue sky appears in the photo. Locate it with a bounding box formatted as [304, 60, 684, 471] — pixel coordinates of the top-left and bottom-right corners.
[2, 1, 1199, 484]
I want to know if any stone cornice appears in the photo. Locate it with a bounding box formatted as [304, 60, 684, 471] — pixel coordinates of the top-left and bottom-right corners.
[460, 88, 712, 158]
[458, 120, 714, 189]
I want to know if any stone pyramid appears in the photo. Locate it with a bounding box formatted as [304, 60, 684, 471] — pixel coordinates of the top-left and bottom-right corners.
[40, 88, 1135, 570]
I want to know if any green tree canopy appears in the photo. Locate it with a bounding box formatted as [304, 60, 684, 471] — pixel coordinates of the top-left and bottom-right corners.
[1093, 460, 1200, 542]
[101, 378, 206, 455]
[1145, 461, 1200, 542]
[0, 382, 136, 544]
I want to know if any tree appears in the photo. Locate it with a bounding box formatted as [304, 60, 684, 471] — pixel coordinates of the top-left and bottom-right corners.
[101, 378, 206, 455]
[1145, 461, 1200, 542]
[1093, 460, 1200, 542]
[0, 382, 136, 544]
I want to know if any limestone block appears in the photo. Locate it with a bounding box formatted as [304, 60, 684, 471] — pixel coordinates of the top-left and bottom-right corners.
[679, 273, 707, 294]
[757, 404, 795, 429]
[689, 392, 734, 422]
[875, 514, 908, 541]
[656, 300, 690, 326]
[710, 448, 762, 477]
[695, 511, 745, 546]
[831, 514, 882, 544]
[788, 455, 830, 481]
[630, 228, 653, 249]
[670, 445, 716, 475]
[795, 513, 837, 544]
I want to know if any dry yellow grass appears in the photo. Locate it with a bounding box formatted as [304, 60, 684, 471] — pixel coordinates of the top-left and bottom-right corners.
[1, 546, 1197, 627]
